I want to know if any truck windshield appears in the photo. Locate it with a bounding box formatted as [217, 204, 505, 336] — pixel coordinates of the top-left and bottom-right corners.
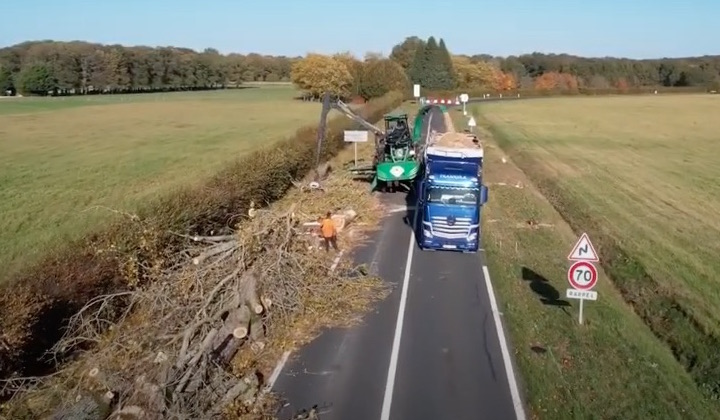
[426, 187, 478, 206]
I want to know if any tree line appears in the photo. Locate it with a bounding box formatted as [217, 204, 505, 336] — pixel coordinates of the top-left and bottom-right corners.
[389, 36, 720, 93]
[0, 41, 296, 96]
[2, 37, 719, 97]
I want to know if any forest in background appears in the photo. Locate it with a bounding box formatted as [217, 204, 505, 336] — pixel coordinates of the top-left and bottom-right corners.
[1, 36, 719, 97]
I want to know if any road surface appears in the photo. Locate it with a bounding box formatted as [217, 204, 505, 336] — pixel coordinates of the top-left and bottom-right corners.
[272, 106, 525, 420]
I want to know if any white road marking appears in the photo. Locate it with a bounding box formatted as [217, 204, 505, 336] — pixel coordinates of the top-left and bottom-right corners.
[379, 105, 428, 418]
[482, 265, 527, 420]
[380, 208, 417, 420]
[264, 350, 291, 392]
[329, 250, 345, 272]
[387, 205, 415, 214]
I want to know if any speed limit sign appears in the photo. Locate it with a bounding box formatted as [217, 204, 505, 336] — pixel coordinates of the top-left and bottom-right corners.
[567, 261, 598, 290]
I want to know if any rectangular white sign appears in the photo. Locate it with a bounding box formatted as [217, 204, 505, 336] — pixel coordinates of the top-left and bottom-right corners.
[413, 84, 421, 98]
[343, 130, 368, 143]
[566, 289, 598, 301]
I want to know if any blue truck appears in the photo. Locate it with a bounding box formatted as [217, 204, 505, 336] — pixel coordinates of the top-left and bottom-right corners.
[417, 133, 488, 252]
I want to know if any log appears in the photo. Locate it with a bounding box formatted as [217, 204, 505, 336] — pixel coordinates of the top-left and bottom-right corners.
[218, 336, 244, 365]
[248, 314, 266, 353]
[212, 305, 252, 365]
[331, 209, 357, 233]
[211, 306, 251, 352]
[239, 268, 264, 314]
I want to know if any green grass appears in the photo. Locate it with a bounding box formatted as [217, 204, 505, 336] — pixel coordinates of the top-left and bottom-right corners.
[0, 85, 301, 115]
[449, 94, 720, 418]
[0, 85, 320, 281]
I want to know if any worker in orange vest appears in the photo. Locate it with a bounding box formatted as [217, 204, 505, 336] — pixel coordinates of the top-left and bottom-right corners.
[318, 211, 339, 252]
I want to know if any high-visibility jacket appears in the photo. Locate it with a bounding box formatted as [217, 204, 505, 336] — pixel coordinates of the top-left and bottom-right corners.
[320, 218, 336, 238]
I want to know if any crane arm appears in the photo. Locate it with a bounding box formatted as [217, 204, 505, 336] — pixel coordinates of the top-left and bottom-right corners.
[330, 100, 385, 137]
[313, 92, 385, 181]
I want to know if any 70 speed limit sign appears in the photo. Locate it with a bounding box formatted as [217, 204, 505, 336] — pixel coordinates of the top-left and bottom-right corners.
[567, 261, 598, 290]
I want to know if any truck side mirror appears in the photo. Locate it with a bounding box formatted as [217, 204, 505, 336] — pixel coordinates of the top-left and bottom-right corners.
[480, 185, 489, 205]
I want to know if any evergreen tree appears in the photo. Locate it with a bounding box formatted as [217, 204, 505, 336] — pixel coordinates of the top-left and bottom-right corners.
[423, 37, 441, 89]
[0, 66, 13, 95]
[408, 40, 429, 85]
[437, 38, 457, 89]
[407, 36, 457, 91]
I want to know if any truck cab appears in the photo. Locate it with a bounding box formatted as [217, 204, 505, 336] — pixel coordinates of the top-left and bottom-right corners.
[417, 147, 488, 252]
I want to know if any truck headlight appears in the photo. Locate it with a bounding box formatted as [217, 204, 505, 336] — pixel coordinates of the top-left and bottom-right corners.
[467, 227, 478, 241]
[422, 221, 433, 238]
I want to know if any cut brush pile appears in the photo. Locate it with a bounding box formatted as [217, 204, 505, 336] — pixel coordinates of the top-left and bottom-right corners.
[0, 94, 402, 419]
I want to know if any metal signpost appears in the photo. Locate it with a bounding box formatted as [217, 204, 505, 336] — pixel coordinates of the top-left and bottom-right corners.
[467, 116, 477, 133]
[343, 130, 369, 167]
[566, 233, 600, 325]
[460, 93, 469, 115]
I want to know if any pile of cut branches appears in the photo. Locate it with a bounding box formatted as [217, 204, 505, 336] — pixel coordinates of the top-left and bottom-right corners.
[0, 180, 384, 419]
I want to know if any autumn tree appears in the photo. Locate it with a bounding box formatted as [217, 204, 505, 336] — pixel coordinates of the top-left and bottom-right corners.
[290, 53, 353, 99]
[358, 58, 408, 100]
[495, 72, 517, 91]
[533, 71, 579, 91]
[452, 56, 496, 89]
[615, 77, 630, 92]
[333, 52, 364, 97]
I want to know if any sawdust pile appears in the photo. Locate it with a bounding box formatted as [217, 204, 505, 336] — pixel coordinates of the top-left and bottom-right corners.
[430, 132, 481, 149]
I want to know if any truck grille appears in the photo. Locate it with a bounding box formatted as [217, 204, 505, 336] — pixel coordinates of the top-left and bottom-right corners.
[430, 216, 472, 239]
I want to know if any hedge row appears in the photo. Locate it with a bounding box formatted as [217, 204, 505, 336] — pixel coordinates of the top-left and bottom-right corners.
[0, 91, 404, 379]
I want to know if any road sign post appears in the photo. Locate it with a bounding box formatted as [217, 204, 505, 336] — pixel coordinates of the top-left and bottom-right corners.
[344, 130, 369, 167]
[467, 116, 476, 132]
[567, 233, 600, 325]
[460, 93, 469, 115]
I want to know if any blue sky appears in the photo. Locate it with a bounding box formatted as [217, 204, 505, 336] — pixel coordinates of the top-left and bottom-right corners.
[2, 0, 717, 59]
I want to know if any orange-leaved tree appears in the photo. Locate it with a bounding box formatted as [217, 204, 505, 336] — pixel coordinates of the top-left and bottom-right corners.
[534, 71, 579, 91]
[492, 70, 517, 91]
[615, 77, 630, 93]
[291, 53, 353, 99]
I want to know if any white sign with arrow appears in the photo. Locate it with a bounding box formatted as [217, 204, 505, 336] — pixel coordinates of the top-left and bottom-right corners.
[566, 233, 600, 325]
[567, 232, 599, 262]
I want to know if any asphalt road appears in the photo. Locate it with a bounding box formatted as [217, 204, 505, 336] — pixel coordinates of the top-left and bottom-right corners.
[272, 106, 524, 420]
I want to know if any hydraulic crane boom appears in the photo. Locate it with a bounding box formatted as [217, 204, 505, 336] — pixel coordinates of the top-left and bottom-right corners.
[331, 99, 385, 137]
[313, 92, 384, 180]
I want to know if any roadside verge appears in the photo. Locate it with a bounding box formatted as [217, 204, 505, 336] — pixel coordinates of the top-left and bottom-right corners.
[449, 108, 717, 419]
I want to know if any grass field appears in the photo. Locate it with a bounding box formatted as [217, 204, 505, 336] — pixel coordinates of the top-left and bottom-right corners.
[458, 94, 720, 418]
[0, 85, 321, 281]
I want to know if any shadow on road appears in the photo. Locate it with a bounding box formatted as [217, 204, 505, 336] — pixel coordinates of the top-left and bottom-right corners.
[402, 181, 420, 246]
[521, 267, 571, 313]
